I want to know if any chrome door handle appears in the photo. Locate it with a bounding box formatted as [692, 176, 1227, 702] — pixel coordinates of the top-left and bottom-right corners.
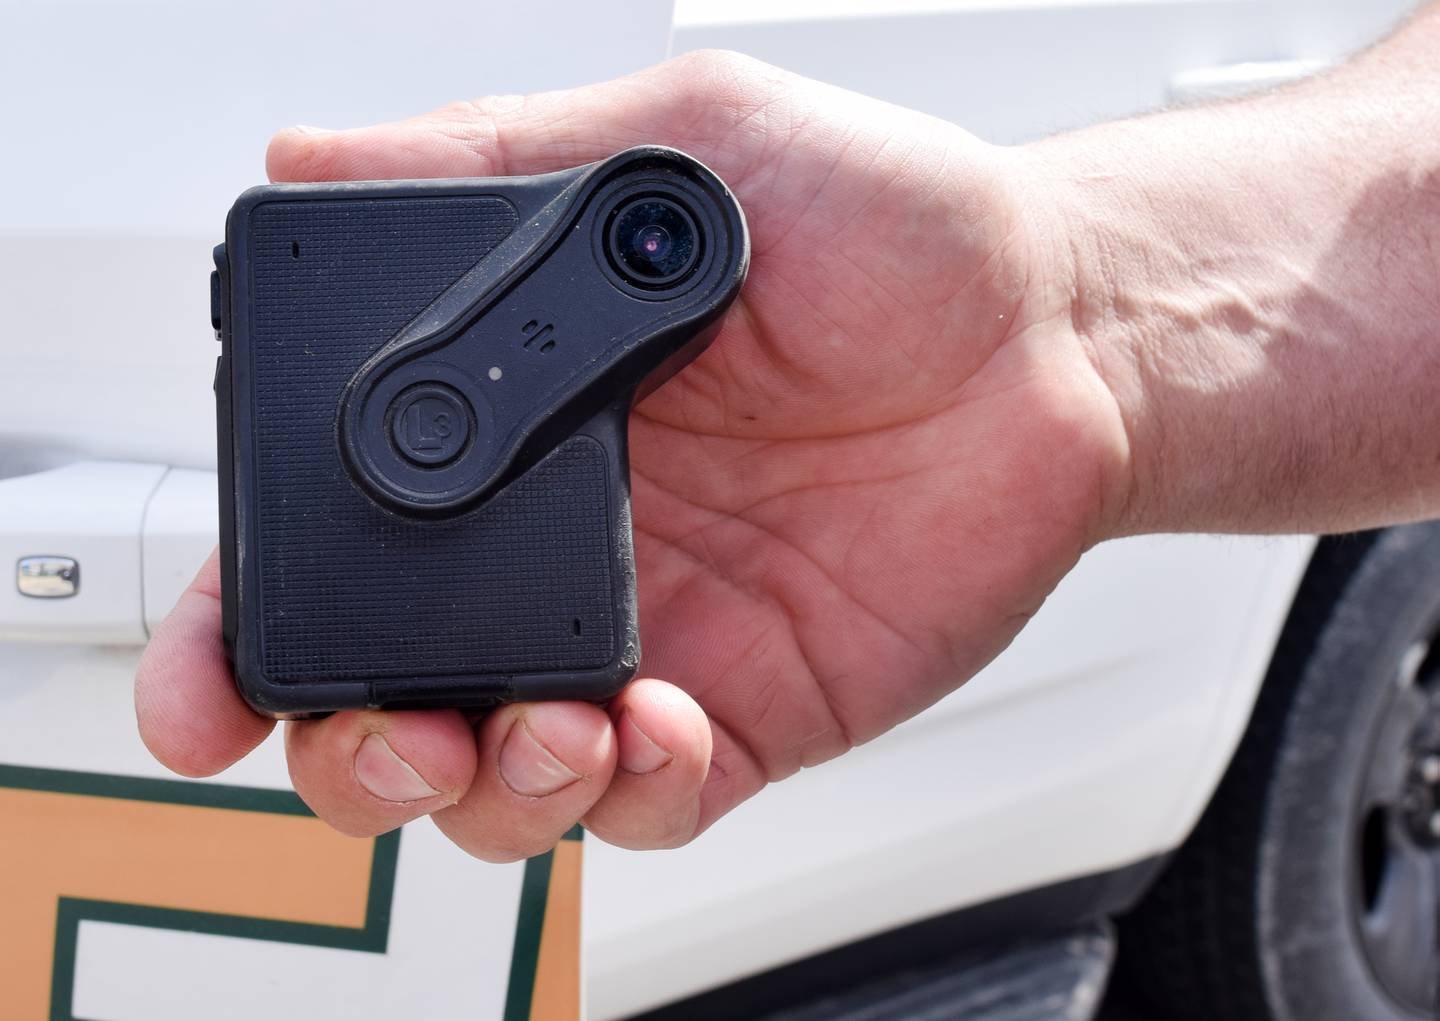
[16, 556, 80, 598]
[0, 462, 216, 644]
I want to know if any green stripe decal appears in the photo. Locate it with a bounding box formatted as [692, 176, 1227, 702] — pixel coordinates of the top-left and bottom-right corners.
[503, 849, 555, 1021]
[0, 762, 312, 816]
[0, 763, 399, 1021]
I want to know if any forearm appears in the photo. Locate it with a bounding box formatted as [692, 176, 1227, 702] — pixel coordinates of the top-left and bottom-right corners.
[1028, 5, 1440, 536]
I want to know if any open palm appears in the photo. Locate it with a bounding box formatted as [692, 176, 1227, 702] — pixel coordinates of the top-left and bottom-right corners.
[136, 52, 1129, 856]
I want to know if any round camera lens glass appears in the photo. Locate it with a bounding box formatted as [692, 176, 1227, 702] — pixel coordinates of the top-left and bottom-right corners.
[609, 198, 699, 285]
[635, 225, 672, 260]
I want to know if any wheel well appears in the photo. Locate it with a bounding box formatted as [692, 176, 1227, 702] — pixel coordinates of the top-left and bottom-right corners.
[1109, 528, 1390, 1017]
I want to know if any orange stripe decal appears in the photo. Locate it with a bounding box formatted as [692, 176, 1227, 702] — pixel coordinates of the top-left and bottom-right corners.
[0, 765, 392, 1021]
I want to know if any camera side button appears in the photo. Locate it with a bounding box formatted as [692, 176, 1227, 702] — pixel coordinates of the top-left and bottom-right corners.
[388, 383, 474, 468]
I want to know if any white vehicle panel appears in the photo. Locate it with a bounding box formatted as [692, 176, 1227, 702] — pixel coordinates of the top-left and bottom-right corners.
[0, 462, 166, 644]
[141, 467, 222, 634]
[587, 532, 1314, 1017]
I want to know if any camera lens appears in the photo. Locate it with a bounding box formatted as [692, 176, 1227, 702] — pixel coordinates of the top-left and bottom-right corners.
[634, 225, 672, 261]
[607, 197, 700, 287]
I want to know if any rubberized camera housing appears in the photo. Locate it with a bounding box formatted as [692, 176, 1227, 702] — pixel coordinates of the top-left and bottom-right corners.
[213, 147, 749, 717]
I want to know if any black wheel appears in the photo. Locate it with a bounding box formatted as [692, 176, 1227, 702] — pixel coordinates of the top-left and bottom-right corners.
[1114, 524, 1440, 1020]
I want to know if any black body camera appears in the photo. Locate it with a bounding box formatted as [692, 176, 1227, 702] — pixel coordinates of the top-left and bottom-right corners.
[211, 147, 749, 716]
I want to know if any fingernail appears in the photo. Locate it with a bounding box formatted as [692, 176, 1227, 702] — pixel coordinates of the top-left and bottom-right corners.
[499, 719, 581, 797]
[616, 710, 672, 775]
[354, 732, 439, 803]
[293, 124, 334, 135]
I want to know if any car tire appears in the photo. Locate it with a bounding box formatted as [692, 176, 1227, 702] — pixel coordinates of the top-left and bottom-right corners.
[1114, 524, 1440, 1021]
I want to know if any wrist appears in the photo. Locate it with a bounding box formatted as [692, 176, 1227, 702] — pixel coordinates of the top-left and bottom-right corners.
[1017, 85, 1436, 538]
[1016, 123, 1188, 539]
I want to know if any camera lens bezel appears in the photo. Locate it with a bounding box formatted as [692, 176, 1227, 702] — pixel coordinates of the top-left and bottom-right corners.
[593, 180, 713, 300]
[605, 196, 701, 288]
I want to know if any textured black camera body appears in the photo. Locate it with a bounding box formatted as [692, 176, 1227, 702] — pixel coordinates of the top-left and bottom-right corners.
[213, 147, 748, 717]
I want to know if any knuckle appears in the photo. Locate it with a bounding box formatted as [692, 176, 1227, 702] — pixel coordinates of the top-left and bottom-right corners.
[423, 98, 513, 174]
[653, 50, 789, 177]
[672, 48, 764, 85]
[668, 48, 785, 111]
[455, 94, 526, 120]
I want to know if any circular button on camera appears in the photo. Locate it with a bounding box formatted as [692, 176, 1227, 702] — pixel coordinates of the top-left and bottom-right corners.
[389, 383, 473, 467]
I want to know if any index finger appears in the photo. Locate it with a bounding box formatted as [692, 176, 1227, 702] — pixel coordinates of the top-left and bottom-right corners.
[134, 547, 274, 776]
[263, 50, 787, 187]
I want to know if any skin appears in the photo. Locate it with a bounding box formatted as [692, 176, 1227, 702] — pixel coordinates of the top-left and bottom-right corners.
[136, 7, 1440, 859]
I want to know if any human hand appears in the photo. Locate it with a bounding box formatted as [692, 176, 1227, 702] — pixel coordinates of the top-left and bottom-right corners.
[136, 51, 1130, 857]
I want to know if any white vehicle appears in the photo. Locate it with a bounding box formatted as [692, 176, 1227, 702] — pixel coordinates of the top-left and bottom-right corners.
[0, 2, 1431, 1019]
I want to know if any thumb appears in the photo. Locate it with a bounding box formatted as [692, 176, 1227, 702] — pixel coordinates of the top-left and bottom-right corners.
[265, 50, 783, 186]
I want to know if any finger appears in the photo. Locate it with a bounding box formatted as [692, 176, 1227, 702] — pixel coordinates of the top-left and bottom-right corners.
[433, 702, 615, 862]
[285, 709, 477, 837]
[265, 50, 785, 186]
[581, 679, 712, 849]
[134, 548, 274, 776]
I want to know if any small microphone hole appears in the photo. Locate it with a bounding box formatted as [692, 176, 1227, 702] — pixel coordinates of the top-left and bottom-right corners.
[571, 618, 583, 637]
[290, 241, 301, 260]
